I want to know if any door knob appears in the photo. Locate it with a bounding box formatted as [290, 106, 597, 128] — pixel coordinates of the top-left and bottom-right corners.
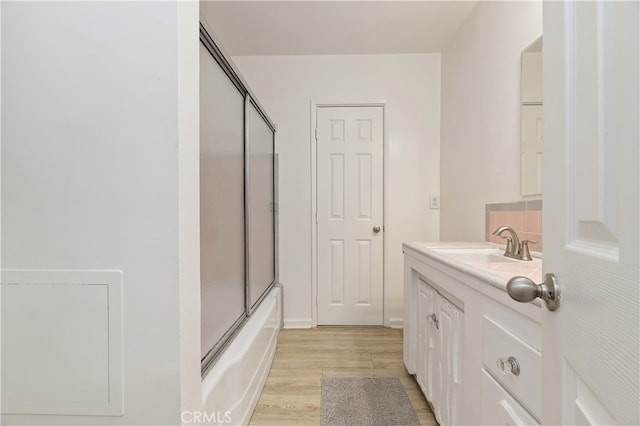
[497, 356, 520, 376]
[373, 226, 381, 233]
[506, 273, 560, 311]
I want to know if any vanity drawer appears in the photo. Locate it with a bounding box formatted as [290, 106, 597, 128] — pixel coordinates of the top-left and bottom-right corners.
[480, 369, 539, 425]
[482, 316, 541, 420]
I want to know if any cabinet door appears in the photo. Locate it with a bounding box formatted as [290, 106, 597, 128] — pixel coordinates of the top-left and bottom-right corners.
[416, 284, 428, 393]
[425, 286, 441, 418]
[439, 296, 463, 426]
[417, 282, 438, 401]
[417, 281, 464, 426]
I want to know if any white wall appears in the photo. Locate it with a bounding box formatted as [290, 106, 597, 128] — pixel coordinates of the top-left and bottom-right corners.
[2, 2, 201, 424]
[440, 1, 543, 241]
[178, 0, 203, 420]
[232, 54, 441, 327]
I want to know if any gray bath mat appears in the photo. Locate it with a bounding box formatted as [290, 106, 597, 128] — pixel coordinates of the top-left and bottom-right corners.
[321, 377, 420, 426]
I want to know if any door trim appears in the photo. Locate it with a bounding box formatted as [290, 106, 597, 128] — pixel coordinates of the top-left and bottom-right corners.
[310, 100, 389, 326]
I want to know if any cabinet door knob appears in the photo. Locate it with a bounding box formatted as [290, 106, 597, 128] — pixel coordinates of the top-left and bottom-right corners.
[506, 273, 560, 311]
[373, 226, 381, 234]
[497, 356, 520, 376]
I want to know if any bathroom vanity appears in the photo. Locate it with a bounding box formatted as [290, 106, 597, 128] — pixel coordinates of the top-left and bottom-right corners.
[403, 242, 543, 425]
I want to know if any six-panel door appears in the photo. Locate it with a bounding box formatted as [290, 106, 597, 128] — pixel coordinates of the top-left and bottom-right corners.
[316, 106, 384, 325]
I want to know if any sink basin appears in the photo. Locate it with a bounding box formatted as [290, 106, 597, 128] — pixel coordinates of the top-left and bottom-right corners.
[431, 248, 519, 263]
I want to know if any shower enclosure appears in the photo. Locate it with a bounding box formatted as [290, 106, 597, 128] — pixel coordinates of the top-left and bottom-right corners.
[199, 24, 278, 376]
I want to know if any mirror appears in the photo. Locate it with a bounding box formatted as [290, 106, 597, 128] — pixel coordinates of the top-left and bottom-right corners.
[520, 36, 543, 196]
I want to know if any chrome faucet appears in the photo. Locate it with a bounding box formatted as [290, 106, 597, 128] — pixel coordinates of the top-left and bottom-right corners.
[493, 226, 523, 260]
[492, 226, 536, 261]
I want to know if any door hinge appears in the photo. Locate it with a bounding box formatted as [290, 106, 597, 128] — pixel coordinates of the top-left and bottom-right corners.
[315, 212, 318, 223]
[314, 127, 318, 141]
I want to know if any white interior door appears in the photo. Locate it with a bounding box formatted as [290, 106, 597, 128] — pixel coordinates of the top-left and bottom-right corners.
[316, 106, 384, 325]
[542, 1, 639, 424]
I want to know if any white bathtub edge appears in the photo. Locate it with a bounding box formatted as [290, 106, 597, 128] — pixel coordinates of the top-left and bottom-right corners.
[201, 286, 282, 425]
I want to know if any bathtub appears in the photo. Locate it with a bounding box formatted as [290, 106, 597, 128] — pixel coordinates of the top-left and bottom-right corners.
[201, 285, 282, 425]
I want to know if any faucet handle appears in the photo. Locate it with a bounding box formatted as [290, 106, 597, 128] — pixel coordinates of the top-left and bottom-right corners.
[519, 240, 537, 261]
[499, 236, 514, 255]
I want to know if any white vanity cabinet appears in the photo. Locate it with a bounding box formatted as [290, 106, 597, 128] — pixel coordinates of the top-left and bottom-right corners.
[416, 279, 463, 426]
[403, 242, 542, 426]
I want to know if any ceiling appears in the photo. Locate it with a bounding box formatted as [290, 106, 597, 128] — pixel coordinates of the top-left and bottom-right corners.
[200, 1, 478, 56]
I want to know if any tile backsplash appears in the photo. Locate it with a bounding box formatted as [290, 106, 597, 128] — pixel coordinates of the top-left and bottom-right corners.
[486, 201, 543, 253]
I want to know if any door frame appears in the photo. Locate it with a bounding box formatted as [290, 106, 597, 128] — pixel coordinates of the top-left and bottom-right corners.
[310, 100, 389, 326]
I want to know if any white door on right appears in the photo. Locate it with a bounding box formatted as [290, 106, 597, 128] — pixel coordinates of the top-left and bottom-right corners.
[542, 1, 639, 424]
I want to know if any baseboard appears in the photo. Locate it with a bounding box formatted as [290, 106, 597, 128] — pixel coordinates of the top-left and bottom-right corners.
[201, 286, 282, 425]
[283, 318, 314, 329]
[386, 317, 404, 329]
[284, 317, 400, 328]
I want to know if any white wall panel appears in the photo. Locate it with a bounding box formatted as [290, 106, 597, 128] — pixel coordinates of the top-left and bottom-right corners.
[1, 271, 123, 416]
[440, 1, 543, 241]
[1, 2, 184, 423]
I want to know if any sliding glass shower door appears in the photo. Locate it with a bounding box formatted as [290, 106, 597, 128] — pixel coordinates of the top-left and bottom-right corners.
[199, 42, 246, 363]
[247, 101, 276, 310]
[199, 24, 277, 375]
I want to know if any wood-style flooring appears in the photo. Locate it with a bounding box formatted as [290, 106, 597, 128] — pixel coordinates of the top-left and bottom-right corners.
[249, 327, 437, 425]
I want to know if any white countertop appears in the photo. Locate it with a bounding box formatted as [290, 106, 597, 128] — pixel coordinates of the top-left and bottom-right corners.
[402, 241, 543, 292]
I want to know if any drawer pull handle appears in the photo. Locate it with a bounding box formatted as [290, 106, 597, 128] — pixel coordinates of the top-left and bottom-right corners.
[428, 313, 439, 330]
[497, 356, 520, 376]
